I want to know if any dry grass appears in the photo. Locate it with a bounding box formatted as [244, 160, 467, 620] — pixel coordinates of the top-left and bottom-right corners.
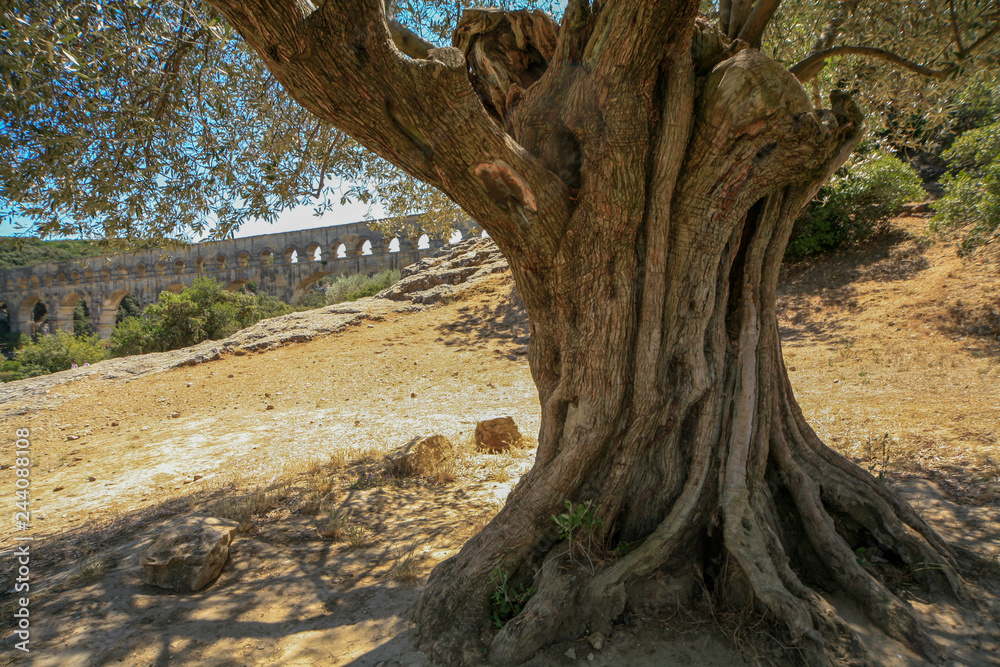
[389, 544, 422, 582]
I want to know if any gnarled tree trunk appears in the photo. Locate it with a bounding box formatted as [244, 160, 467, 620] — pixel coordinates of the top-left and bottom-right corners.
[208, 1, 967, 664]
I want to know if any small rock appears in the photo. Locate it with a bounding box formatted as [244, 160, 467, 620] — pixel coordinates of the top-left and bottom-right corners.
[86, 476, 97, 482]
[66, 435, 80, 441]
[110, 420, 119, 427]
[588, 655, 594, 662]
[410, 392, 417, 398]
[788, 366, 796, 372]
[193, 475, 203, 482]
[587, 632, 605, 650]
[170, 412, 181, 418]
[564, 647, 577, 660]
[384, 434, 454, 477]
[140, 516, 239, 592]
[52, 486, 64, 492]
[266, 404, 274, 410]
[475, 416, 522, 452]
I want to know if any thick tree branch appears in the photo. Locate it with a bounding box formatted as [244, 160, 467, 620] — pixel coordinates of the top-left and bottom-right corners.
[737, 0, 781, 49]
[790, 45, 954, 82]
[206, 0, 572, 262]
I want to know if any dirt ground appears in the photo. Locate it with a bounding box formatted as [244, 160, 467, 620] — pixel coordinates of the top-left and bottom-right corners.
[1, 218, 998, 666]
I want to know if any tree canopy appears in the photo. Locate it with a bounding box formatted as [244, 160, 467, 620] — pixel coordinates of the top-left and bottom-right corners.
[2, 0, 998, 244]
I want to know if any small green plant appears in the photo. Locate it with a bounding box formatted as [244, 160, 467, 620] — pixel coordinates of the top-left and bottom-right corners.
[552, 499, 603, 571]
[489, 569, 535, 629]
[613, 541, 631, 559]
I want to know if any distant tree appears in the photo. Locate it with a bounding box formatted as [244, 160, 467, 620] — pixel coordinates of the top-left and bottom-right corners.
[10, 330, 106, 378]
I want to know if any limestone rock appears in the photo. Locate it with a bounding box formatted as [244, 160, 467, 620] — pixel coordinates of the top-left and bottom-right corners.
[475, 416, 522, 452]
[384, 434, 454, 476]
[140, 516, 239, 592]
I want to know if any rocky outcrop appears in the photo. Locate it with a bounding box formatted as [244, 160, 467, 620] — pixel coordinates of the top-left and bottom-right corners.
[140, 516, 239, 592]
[384, 434, 455, 476]
[475, 416, 523, 452]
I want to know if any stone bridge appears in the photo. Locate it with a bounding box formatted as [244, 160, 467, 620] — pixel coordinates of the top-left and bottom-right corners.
[0, 220, 474, 338]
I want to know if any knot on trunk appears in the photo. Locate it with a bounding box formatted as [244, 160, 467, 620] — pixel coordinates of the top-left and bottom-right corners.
[453, 8, 559, 123]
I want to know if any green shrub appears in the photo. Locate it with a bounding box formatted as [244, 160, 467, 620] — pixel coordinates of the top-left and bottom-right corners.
[324, 269, 400, 305]
[931, 121, 1000, 253]
[788, 151, 924, 258]
[5, 331, 106, 380]
[108, 277, 292, 356]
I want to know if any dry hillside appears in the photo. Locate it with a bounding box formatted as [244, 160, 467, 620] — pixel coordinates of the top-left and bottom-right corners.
[0, 221, 998, 666]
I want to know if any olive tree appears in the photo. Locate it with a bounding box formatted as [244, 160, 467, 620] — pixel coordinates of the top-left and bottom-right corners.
[4, 0, 998, 664]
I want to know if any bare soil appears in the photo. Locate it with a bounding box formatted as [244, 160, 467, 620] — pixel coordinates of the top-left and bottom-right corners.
[1, 220, 998, 666]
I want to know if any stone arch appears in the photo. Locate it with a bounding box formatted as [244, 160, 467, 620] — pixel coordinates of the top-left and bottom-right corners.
[116, 265, 128, 280]
[55, 272, 67, 286]
[60, 291, 92, 335]
[18, 295, 47, 335]
[215, 254, 227, 270]
[165, 283, 184, 294]
[418, 234, 430, 249]
[194, 257, 205, 273]
[84, 269, 95, 282]
[290, 271, 332, 304]
[17, 277, 26, 289]
[224, 279, 248, 292]
[135, 263, 147, 279]
[29, 275, 39, 288]
[388, 238, 401, 253]
[332, 242, 347, 259]
[171, 259, 184, 275]
[284, 247, 298, 264]
[97, 288, 134, 335]
[260, 249, 275, 266]
[154, 261, 166, 277]
[42, 273, 53, 287]
[306, 242, 321, 262]
[70, 270, 81, 283]
[237, 251, 250, 268]
[359, 239, 373, 256]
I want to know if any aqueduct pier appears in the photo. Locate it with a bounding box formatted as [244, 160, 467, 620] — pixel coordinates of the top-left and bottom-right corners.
[0, 220, 468, 338]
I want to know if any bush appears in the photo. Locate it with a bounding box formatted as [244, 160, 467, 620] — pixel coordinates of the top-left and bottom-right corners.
[787, 151, 924, 258]
[931, 121, 1000, 254]
[108, 277, 293, 356]
[4, 331, 107, 380]
[324, 269, 400, 305]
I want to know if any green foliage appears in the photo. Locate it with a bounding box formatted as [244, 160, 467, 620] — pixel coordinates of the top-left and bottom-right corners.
[0, 237, 106, 269]
[788, 151, 924, 258]
[489, 569, 535, 629]
[5, 330, 106, 380]
[72, 299, 93, 337]
[108, 277, 292, 356]
[552, 499, 603, 569]
[932, 121, 1000, 253]
[115, 293, 143, 324]
[324, 269, 401, 305]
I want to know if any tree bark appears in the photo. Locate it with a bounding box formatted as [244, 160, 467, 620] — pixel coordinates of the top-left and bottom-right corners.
[205, 2, 968, 665]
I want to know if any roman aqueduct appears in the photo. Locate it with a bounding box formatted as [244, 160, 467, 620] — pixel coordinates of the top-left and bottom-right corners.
[0, 220, 471, 338]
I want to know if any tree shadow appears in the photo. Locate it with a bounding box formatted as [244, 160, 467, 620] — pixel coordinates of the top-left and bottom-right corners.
[0, 463, 497, 666]
[434, 283, 530, 360]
